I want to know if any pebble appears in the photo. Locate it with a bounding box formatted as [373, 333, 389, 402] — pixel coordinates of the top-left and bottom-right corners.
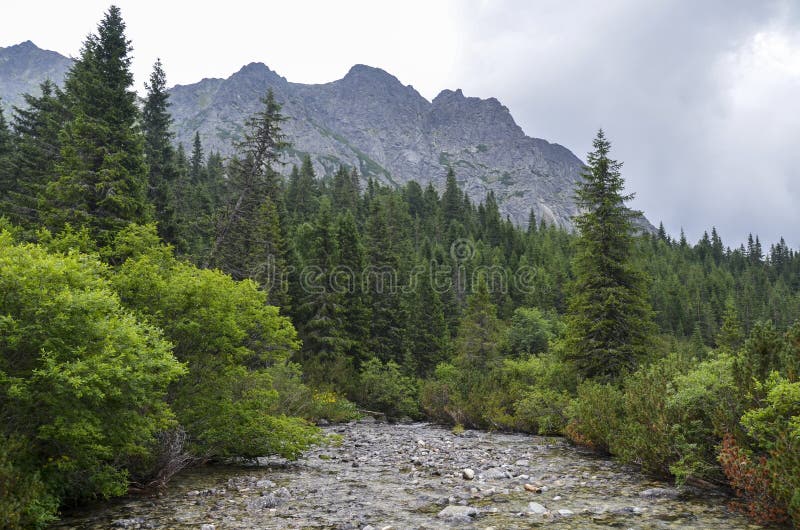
[527, 502, 548, 514]
[437, 505, 478, 519]
[462, 468, 475, 480]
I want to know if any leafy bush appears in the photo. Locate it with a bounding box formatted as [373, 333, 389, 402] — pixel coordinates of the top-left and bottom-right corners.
[565, 380, 624, 452]
[718, 433, 788, 525]
[740, 376, 800, 524]
[0, 231, 184, 514]
[514, 388, 571, 434]
[502, 307, 562, 356]
[611, 354, 687, 477]
[110, 225, 320, 459]
[667, 353, 743, 482]
[0, 436, 58, 529]
[358, 358, 419, 418]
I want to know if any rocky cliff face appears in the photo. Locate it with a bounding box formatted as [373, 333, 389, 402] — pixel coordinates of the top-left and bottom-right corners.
[169, 63, 592, 228]
[0, 41, 72, 113]
[0, 42, 652, 230]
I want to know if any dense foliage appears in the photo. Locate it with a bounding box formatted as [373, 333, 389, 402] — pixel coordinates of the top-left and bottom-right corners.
[1, 5, 799, 528]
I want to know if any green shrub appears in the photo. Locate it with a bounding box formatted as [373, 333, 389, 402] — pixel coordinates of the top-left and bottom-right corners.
[358, 358, 419, 418]
[110, 225, 319, 459]
[740, 376, 800, 524]
[503, 307, 561, 356]
[0, 436, 58, 529]
[667, 352, 743, 482]
[612, 355, 686, 477]
[0, 231, 185, 507]
[514, 388, 571, 434]
[565, 380, 623, 452]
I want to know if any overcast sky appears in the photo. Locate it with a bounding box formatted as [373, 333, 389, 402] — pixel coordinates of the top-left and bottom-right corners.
[3, 0, 799, 247]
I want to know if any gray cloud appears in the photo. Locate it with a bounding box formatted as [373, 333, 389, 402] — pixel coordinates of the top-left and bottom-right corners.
[448, 0, 800, 247]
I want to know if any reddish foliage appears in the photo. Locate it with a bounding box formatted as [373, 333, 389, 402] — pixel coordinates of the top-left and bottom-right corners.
[718, 433, 788, 525]
[564, 421, 596, 450]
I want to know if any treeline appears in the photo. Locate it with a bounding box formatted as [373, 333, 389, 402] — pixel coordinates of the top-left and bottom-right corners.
[1, 5, 799, 529]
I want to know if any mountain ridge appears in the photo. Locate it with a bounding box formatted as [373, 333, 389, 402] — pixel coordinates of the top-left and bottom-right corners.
[0, 41, 654, 231]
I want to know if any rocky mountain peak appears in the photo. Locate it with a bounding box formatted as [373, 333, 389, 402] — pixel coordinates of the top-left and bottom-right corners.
[0, 40, 72, 112]
[0, 42, 654, 231]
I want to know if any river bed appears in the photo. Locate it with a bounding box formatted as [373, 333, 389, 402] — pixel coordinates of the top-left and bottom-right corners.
[54, 420, 760, 529]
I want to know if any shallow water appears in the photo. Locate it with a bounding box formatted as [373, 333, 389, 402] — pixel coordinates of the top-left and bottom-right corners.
[54, 421, 760, 529]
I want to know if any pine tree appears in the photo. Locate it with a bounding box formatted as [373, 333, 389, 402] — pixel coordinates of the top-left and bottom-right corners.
[405, 261, 450, 377]
[286, 155, 318, 222]
[296, 198, 351, 384]
[717, 297, 744, 352]
[0, 102, 13, 208]
[3, 82, 69, 228]
[208, 90, 290, 305]
[335, 210, 371, 366]
[142, 59, 180, 246]
[454, 274, 503, 371]
[331, 166, 359, 212]
[42, 6, 150, 244]
[564, 130, 655, 381]
[442, 167, 462, 225]
[189, 132, 205, 184]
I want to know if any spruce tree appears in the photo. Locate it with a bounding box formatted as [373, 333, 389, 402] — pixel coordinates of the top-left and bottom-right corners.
[142, 59, 180, 246]
[286, 155, 318, 222]
[335, 210, 371, 366]
[442, 167, 462, 225]
[3, 82, 69, 228]
[0, 103, 12, 208]
[209, 90, 290, 306]
[454, 274, 503, 371]
[42, 6, 150, 244]
[296, 198, 350, 384]
[189, 132, 205, 184]
[405, 261, 450, 377]
[564, 130, 655, 381]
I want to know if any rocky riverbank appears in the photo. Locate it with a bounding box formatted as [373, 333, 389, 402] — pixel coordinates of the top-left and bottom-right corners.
[54, 420, 758, 529]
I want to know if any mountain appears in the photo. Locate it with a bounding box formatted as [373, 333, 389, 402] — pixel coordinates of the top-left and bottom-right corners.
[0, 41, 72, 113]
[0, 42, 653, 230]
[169, 63, 592, 229]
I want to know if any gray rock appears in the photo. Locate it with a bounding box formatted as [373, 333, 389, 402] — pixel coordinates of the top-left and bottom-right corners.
[200, 525, 215, 530]
[639, 487, 680, 499]
[558, 509, 574, 516]
[437, 505, 478, 519]
[482, 467, 508, 480]
[111, 519, 152, 529]
[462, 468, 475, 480]
[527, 502, 548, 514]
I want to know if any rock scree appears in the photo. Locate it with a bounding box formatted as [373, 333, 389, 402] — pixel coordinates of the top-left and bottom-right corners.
[54, 421, 755, 529]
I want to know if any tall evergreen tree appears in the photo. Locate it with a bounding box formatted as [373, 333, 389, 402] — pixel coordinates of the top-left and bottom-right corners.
[296, 198, 351, 384]
[189, 132, 205, 184]
[334, 210, 371, 366]
[564, 130, 655, 381]
[0, 103, 12, 206]
[286, 155, 318, 222]
[442, 167, 462, 225]
[454, 274, 503, 371]
[208, 90, 290, 306]
[405, 261, 450, 377]
[42, 5, 150, 244]
[3, 82, 69, 228]
[142, 59, 180, 246]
